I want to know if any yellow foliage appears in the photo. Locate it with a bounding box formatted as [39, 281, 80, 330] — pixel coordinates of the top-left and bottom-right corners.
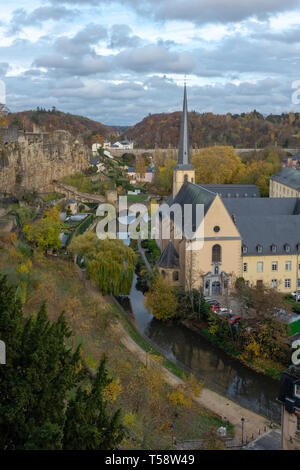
[103, 378, 122, 402]
[168, 386, 192, 408]
[16, 259, 32, 275]
[183, 373, 204, 397]
[123, 412, 135, 427]
[7, 246, 24, 263]
[244, 337, 261, 358]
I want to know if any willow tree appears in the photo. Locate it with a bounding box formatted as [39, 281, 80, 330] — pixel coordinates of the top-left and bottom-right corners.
[70, 232, 135, 296]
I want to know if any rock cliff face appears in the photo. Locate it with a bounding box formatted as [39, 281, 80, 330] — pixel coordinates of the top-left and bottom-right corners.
[0, 130, 90, 193]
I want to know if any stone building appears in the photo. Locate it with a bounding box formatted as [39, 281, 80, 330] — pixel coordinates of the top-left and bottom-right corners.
[278, 366, 300, 450]
[157, 86, 300, 295]
[270, 168, 300, 198]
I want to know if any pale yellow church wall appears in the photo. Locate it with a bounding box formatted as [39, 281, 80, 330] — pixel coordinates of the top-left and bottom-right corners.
[184, 196, 243, 288]
[173, 169, 195, 198]
[185, 239, 242, 289]
[243, 254, 300, 292]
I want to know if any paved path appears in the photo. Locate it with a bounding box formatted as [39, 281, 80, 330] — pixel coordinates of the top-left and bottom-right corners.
[137, 238, 152, 273]
[114, 321, 270, 445]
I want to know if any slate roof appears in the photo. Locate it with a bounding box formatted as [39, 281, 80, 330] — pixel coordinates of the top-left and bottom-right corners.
[169, 181, 216, 215]
[127, 166, 154, 173]
[199, 184, 260, 198]
[157, 241, 179, 268]
[223, 197, 300, 217]
[234, 214, 300, 256]
[89, 157, 99, 165]
[164, 181, 215, 234]
[270, 168, 300, 190]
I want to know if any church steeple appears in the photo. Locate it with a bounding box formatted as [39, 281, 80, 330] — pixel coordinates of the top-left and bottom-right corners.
[173, 84, 195, 198]
[176, 83, 193, 169]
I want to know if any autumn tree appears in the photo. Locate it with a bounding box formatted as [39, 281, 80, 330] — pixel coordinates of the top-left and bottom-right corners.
[145, 275, 178, 321]
[234, 282, 290, 363]
[69, 232, 135, 295]
[191, 146, 244, 184]
[24, 206, 62, 254]
[0, 103, 8, 127]
[136, 155, 147, 178]
[153, 158, 176, 193]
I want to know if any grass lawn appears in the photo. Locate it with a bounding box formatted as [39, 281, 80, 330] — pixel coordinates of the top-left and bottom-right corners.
[288, 318, 300, 336]
[126, 194, 147, 202]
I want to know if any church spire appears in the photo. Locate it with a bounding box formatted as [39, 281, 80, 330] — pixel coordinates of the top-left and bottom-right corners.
[172, 84, 195, 198]
[176, 83, 193, 169]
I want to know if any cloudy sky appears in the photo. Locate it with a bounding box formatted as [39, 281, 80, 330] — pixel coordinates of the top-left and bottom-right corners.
[1, 0, 300, 125]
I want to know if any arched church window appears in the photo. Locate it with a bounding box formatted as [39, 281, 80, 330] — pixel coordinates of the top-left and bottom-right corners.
[173, 271, 179, 281]
[184, 174, 188, 182]
[212, 244, 221, 263]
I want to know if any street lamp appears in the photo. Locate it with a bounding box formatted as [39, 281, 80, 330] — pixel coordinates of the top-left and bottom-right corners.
[241, 417, 245, 446]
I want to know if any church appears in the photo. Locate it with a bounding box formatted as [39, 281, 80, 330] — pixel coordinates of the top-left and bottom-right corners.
[157, 86, 300, 296]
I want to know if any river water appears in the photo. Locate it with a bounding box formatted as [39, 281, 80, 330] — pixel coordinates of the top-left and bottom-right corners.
[127, 274, 281, 423]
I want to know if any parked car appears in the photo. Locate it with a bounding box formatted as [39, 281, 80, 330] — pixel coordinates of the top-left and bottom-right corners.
[228, 315, 241, 325]
[291, 291, 300, 302]
[208, 300, 221, 312]
[219, 306, 233, 314]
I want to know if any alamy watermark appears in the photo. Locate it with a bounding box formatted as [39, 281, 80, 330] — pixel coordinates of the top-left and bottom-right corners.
[0, 79, 6, 106]
[291, 81, 300, 105]
[292, 340, 300, 366]
[0, 340, 5, 364]
[95, 197, 204, 251]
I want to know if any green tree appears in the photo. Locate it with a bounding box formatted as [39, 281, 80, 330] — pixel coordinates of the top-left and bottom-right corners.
[63, 357, 124, 450]
[0, 274, 124, 450]
[154, 158, 176, 193]
[145, 275, 178, 321]
[70, 233, 135, 295]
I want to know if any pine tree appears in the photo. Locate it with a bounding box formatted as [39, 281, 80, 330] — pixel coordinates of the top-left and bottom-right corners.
[0, 274, 124, 450]
[63, 357, 124, 450]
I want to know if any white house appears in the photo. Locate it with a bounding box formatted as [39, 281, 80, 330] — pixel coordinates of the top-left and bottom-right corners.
[111, 140, 134, 150]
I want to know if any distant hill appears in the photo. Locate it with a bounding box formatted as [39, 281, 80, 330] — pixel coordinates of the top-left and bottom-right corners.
[8, 108, 300, 150]
[7, 109, 121, 144]
[125, 110, 300, 149]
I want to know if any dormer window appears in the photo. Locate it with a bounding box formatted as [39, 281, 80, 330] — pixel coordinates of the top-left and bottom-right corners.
[297, 244, 300, 252]
[242, 245, 248, 254]
[271, 244, 277, 253]
[284, 244, 291, 253]
[256, 244, 263, 253]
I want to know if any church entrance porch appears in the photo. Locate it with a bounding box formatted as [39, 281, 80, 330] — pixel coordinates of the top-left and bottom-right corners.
[211, 281, 221, 295]
[203, 272, 231, 297]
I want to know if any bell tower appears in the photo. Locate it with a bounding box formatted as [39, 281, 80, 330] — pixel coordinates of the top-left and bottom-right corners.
[173, 84, 195, 199]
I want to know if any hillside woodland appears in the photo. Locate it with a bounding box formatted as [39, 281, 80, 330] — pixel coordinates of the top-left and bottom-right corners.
[126, 110, 300, 149]
[7, 108, 300, 150]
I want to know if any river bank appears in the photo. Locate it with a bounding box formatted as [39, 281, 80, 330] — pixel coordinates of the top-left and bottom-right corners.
[111, 295, 271, 443]
[180, 318, 283, 381]
[136, 240, 285, 385]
